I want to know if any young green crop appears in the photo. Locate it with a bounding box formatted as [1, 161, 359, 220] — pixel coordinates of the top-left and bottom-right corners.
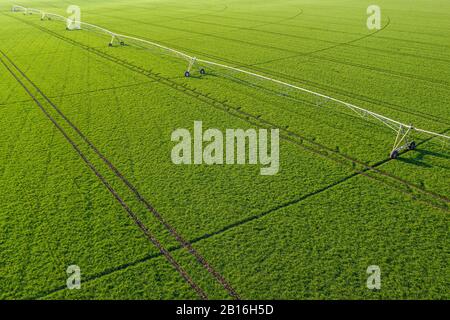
[0, 0, 448, 299]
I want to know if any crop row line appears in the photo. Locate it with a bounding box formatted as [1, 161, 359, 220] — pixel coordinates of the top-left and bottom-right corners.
[0, 46, 240, 300]
[171, 44, 450, 126]
[0, 49, 210, 299]
[3, 11, 241, 300]
[180, 15, 450, 65]
[15, 17, 448, 211]
[192, 10, 450, 49]
[141, 7, 450, 50]
[12, 8, 450, 142]
[94, 2, 450, 44]
[1, 81, 164, 107]
[36, 138, 448, 299]
[119, 7, 305, 42]
[100, 22, 449, 127]
[36, 167, 365, 299]
[5, 12, 448, 298]
[94, 11, 450, 91]
[295, 10, 450, 36]
[3, 5, 446, 300]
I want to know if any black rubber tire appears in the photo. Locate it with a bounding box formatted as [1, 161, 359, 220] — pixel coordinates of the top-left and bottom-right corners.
[184, 71, 190, 77]
[408, 141, 416, 150]
[120, 41, 125, 46]
[390, 150, 399, 159]
[200, 68, 206, 75]
[108, 43, 113, 47]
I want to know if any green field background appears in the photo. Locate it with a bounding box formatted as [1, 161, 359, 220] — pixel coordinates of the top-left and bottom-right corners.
[0, 0, 448, 299]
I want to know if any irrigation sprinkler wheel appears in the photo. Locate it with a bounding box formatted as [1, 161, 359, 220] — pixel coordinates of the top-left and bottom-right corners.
[390, 150, 399, 159]
[184, 71, 190, 78]
[120, 41, 125, 46]
[200, 68, 206, 75]
[108, 43, 113, 47]
[408, 141, 416, 150]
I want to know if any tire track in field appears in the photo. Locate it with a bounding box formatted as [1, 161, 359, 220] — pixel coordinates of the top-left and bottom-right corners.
[0, 17, 244, 299]
[19, 16, 450, 208]
[245, 10, 450, 40]
[85, 10, 450, 112]
[0, 40, 241, 299]
[7, 14, 449, 299]
[208, 66, 394, 137]
[3, 10, 241, 300]
[93, 11, 450, 90]
[7, 3, 450, 288]
[8, 15, 449, 300]
[14, 17, 449, 210]
[160, 13, 416, 66]
[282, 53, 450, 88]
[37, 126, 449, 299]
[12, 10, 450, 125]
[181, 16, 450, 65]
[0, 51, 210, 300]
[163, 45, 450, 126]
[1, 81, 165, 107]
[140, 7, 304, 38]
[37, 168, 363, 299]
[178, 10, 450, 49]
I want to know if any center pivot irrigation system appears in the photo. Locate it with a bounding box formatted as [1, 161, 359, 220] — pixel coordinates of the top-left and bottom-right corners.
[10, 5, 450, 159]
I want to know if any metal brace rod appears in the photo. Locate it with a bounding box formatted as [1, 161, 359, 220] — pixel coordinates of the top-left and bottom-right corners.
[392, 125, 412, 151]
[109, 34, 116, 46]
[389, 124, 416, 159]
[109, 34, 125, 46]
[187, 57, 197, 73]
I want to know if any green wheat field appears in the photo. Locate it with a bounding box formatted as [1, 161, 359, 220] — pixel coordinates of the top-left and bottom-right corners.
[0, 0, 449, 300]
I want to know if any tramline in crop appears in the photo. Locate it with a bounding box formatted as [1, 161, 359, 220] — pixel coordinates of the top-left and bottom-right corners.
[11, 4, 450, 160]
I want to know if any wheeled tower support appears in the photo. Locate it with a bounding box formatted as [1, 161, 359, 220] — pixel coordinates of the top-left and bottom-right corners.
[390, 124, 416, 159]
